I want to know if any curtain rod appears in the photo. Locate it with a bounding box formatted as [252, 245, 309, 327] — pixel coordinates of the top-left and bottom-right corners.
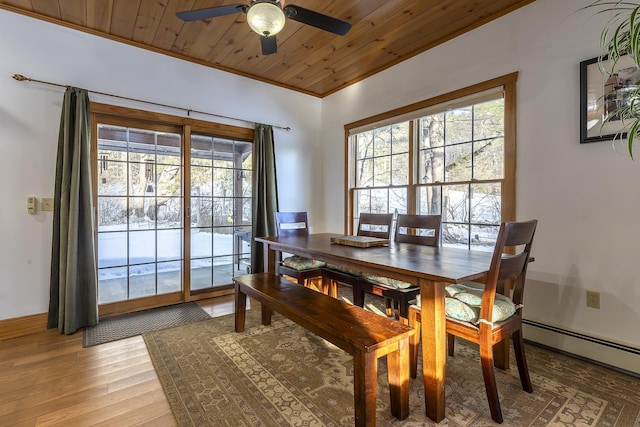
[12, 74, 291, 131]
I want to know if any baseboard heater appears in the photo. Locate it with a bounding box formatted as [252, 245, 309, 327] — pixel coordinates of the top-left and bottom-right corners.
[523, 319, 640, 379]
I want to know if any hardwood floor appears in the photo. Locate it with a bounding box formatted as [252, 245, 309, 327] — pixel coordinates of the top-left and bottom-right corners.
[0, 295, 254, 427]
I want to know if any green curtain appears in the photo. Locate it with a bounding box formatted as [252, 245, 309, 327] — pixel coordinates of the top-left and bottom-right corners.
[251, 123, 279, 273]
[48, 87, 98, 334]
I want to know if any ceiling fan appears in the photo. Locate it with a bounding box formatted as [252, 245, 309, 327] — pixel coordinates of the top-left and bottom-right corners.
[176, 1, 352, 55]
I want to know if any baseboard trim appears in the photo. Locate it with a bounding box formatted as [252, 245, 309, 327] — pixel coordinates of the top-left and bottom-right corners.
[523, 319, 640, 377]
[0, 312, 49, 341]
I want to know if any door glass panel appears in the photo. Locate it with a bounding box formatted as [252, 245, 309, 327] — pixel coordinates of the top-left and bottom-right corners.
[129, 230, 156, 264]
[190, 135, 252, 292]
[98, 266, 127, 304]
[130, 264, 156, 299]
[96, 123, 183, 304]
[191, 258, 213, 289]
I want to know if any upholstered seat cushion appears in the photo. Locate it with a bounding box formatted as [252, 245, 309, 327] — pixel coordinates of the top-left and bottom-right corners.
[325, 263, 362, 277]
[414, 283, 517, 324]
[361, 273, 413, 289]
[281, 255, 326, 271]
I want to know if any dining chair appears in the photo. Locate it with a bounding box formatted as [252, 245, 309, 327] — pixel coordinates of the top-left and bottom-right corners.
[275, 211, 326, 290]
[321, 213, 394, 299]
[408, 219, 538, 424]
[355, 214, 441, 321]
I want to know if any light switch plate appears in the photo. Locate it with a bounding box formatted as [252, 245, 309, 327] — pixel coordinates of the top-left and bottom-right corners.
[27, 196, 36, 214]
[41, 198, 54, 211]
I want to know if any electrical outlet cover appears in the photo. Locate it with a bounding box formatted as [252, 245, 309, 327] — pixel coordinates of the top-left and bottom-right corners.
[42, 198, 54, 211]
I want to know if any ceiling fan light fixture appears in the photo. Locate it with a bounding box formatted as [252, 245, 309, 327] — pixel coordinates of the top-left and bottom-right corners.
[246, 2, 286, 36]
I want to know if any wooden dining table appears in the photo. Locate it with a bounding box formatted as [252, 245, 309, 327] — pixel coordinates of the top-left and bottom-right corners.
[254, 232, 495, 423]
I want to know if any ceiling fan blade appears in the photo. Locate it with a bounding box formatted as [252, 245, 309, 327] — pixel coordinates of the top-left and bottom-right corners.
[284, 5, 351, 36]
[176, 4, 246, 22]
[261, 35, 278, 55]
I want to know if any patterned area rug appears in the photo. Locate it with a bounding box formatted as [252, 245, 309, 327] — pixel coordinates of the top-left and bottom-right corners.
[144, 309, 640, 426]
[83, 302, 211, 347]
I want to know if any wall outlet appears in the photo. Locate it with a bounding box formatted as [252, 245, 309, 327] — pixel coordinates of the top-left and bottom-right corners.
[586, 291, 600, 309]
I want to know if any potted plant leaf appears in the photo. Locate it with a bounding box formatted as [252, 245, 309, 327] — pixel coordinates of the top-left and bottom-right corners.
[583, 1, 640, 158]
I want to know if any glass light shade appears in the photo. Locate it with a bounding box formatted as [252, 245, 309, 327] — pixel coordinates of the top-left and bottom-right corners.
[246, 2, 286, 36]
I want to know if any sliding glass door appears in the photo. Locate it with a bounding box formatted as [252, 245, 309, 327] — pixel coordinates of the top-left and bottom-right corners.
[93, 110, 254, 313]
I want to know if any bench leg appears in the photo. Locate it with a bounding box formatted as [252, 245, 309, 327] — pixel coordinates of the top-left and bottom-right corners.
[234, 283, 247, 333]
[387, 339, 410, 420]
[353, 351, 377, 426]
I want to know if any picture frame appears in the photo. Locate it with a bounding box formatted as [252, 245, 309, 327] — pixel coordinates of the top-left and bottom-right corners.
[579, 54, 640, 144]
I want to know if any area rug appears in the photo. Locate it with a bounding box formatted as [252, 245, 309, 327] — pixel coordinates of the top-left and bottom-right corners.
[83, 302, 210, 347]
[143, 309, 640, 426]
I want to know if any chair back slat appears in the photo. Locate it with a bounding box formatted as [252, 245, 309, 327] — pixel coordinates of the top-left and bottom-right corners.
[496, 253, 528, 282]
[357, 213, 394, 239]
[394, 214, 441, 247]
[503, 221, 537, 247]
[275, 212, 310, 238]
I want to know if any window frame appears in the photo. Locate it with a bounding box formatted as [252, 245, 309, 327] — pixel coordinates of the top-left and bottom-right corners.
[343, 73, 517, 239]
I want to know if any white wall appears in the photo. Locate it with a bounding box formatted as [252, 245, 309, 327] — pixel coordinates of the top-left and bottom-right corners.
[0, 9, 322, 320]
[320, 0, 640, 357]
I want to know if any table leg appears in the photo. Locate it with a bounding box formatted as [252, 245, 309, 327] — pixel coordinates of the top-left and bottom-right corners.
[259, 242, 276, 326]
[234, 283, 247, 333]
[262, 244, 276, 274]
[419, 279, 447, 422]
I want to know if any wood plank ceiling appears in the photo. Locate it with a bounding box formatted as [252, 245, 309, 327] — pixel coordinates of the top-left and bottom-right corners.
[1, 0, 535, 97]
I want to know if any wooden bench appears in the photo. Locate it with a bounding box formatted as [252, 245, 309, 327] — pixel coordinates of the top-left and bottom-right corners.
[234, 272, 416, 426]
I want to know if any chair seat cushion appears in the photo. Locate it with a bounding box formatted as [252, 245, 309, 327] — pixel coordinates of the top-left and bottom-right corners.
[416, 283, 517, 324]
[281, 255, 326, 271]
[445, 283, 471, 297]
[325, 263, 362, 277]
[361, 273, 413, 289]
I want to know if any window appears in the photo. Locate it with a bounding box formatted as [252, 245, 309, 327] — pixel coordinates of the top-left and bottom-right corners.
[346, 74, 517, 250]
[92, 104, 254, 313]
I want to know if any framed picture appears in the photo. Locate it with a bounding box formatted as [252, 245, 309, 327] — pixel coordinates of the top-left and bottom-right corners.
[580, 54, 640, 144]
